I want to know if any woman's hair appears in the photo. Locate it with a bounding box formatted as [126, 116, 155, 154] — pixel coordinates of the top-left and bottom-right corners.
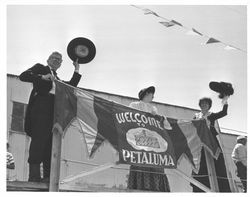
[237, 138, 247, 145]
[199, 97, 212, 109]
[237, 136, 247, 144]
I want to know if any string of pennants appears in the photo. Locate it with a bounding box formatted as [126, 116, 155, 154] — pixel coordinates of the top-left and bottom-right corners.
[131, 5, 247, 53]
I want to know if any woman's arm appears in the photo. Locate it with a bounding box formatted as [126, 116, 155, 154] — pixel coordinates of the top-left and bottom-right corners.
[208, 104, 228, 121]
[208, 94, 229, 122]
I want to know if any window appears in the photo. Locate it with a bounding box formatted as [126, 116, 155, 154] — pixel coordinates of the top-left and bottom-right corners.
[11, 101, 27, 132]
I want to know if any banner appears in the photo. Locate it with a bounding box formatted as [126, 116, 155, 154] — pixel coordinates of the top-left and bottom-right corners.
[53, 81, 221, 171]
[113, 106, 176, 168]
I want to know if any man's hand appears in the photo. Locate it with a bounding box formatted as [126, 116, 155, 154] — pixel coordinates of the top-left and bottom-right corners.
[73, 58, 80, 73]
[41, 73, 55, 81]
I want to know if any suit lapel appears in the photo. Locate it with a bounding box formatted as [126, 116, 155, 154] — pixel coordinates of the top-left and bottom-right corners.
[46, 66, 60, 80]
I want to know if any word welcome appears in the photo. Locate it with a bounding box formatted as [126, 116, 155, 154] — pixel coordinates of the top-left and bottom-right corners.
[115, 112, 163, 130]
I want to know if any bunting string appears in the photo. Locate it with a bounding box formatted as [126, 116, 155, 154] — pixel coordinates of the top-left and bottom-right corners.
[131, 5, 247, 53]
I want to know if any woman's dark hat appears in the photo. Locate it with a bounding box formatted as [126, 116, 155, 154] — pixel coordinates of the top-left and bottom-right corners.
[209, 81, 234, 98]
[139, 86, 155, 100]
[67, 37, 96, 64]
[237, 135, 246, 141]
[236, 135, 247, 143]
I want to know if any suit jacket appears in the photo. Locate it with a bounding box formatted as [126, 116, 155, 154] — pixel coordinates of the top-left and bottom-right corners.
[19, 63, 82, 136]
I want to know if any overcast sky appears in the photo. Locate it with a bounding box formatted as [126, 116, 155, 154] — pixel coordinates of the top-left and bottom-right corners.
[6, 4, 247, 133]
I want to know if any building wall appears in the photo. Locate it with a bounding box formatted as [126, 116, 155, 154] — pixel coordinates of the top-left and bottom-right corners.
[7, 75, 32, 181]
[7, 74, 243, 192]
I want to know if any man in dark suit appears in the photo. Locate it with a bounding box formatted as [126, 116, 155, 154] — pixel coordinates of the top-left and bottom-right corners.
[19, 51, 82, 182]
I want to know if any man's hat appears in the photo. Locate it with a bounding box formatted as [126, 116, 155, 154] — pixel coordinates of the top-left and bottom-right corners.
[67, 37, 96, 64]
[138, 86, 155, 100]
[209, 81, 234, 98]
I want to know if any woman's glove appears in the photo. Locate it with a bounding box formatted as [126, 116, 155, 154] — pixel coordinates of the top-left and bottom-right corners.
[222, 95, 229, 105]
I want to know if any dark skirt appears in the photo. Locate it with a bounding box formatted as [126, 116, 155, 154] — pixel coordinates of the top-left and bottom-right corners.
[127, 165, 170, 192]
[191, 147, 231, 192]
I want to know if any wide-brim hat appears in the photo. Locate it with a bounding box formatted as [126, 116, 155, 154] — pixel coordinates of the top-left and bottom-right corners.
[139, 86, 155, 100]
[67, 37, 96, 64]
[209, 81, 234, 98]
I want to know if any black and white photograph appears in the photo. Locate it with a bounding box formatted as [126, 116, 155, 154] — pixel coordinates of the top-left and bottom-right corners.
[2, 0, 248, 193]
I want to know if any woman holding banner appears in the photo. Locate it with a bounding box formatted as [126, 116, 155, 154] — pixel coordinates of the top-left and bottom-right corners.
[127, 86, 171, 192]
[191, 95, 231, 192]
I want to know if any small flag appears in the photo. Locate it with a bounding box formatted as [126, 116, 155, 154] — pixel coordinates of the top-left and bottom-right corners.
[131, 5, 142, 9]
[143, 8, 159, 17]
[186, 30, 199, 36]
[186, 28, 203, 36]
[159, 21, 175, 28]
[224, 45, 236, 50]
[192, 28, 203, 36]
[171, 20, 183, 26]
[206, 37, 220, 44]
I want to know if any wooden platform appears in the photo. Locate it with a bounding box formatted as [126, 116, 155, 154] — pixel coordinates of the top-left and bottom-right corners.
[7, 181, 145, 192]
[7, 181, 49, 191]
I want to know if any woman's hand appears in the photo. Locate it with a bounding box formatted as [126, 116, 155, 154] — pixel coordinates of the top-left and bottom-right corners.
[151, 110, 157, 116]
[163, 118, 172, 130]
[222, 95, 229, 105]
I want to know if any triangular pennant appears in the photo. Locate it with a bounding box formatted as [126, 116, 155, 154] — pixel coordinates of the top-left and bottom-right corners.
[170, 20, 183, 26]
[206, 37, 220, 44]
[192, 28, 203, 36]
[186, 28, 203, 36]
[143, 8, 159, 17]
[224, 45, 237, 50]
[186, 30, 200, 36]
[159, 21, 175, 28]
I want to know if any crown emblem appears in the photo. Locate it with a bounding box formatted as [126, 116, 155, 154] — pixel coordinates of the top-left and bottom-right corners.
[134, 130, 160, 148]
